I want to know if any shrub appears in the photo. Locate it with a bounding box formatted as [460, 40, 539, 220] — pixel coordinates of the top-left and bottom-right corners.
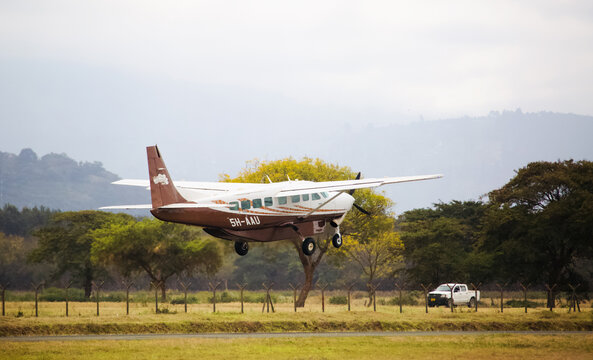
[388, 291, 420, 306]
[329, 295, 348, 305]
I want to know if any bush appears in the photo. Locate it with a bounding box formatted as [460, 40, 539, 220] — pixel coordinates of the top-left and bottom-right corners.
[506, 299, 539, 308]
[329, 295, 348, 305]
[388, 291, 420, 306]
[170, 295, 200, 304]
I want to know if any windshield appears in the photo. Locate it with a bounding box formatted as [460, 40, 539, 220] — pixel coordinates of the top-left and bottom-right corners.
[436, 285, 452, 291]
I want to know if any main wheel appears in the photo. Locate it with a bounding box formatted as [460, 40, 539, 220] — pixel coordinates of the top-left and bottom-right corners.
[302, 237, 316, 255]
[234, 241, 249, 256]
[468, 297, 476, 308]
[332, 233, 342, 248]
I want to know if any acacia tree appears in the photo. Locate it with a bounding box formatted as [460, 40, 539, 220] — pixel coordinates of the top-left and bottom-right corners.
[92, 218, 222, 299]
[222, 157, 358, 306]
[29, 211, 133, 297]
[482, 160, 593, 295]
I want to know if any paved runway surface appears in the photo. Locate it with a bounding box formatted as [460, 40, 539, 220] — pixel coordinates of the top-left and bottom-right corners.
[2, 331, 590, 342]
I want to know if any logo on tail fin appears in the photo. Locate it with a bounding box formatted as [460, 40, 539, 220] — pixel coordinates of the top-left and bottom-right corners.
[153, 173, 169, 185]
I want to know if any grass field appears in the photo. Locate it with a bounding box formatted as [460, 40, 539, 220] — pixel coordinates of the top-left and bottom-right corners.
[1, 334, 593, 360]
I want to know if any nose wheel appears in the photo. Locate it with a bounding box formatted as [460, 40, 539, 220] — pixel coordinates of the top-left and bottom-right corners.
[234, 241, 249, 256]
[332, 233, 342, 248]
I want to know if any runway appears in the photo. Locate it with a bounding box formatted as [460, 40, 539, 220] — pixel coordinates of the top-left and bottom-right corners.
[2, 331, 590, 342]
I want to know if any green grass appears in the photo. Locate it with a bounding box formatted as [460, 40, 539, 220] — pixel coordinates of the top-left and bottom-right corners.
[1, 334, 593, 360]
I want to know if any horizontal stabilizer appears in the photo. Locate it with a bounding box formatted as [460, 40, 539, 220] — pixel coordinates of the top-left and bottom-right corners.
[99, 204, 153, 210]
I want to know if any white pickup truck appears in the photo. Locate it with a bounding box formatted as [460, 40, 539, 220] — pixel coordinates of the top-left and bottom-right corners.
[427, 283, 480, 308]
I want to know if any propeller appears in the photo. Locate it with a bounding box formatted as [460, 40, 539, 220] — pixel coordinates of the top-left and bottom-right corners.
[349, 172, 371, 216]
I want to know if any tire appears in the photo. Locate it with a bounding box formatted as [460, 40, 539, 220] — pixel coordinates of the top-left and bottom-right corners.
[234, 241, 249, 256]
[332, 233, 342, 248]
[468, 297, 476, 308]
[302, 237, 316, 255]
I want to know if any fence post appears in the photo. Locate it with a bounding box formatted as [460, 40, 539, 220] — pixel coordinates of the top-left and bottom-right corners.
[151, 281, 162, 313]
[92, 280, 104, 316]
[122, 280, 134, 315]
[446, 283, 455, 312]
[261, 282, 275, 313]
[236, 283, 247, 314]
[178, 280, 192, 313]
[495, 282, 508, 313]
[208, 281, 221, 313]
[367, 283, 379, 312]
[394, 281, 404, 314]
[545, 284, 557, 311]
[518, 282, 530, 313]
[63, 281, 72, 317]
[31, 282, 44, 317]
[317, 282, 328, 313]
[470, 282, 481, 312]
[288, 283, 300, 313]
[0, 283, 8, 316]
[420, 283, 431, 314]
[568, 284, 580, 313]
[347, 283, 355, 312]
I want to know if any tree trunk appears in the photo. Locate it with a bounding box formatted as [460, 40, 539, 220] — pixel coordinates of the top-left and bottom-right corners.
[296, 263, 314, 307]
[160, 280, 167, 301]
[291, 238, 328, 307]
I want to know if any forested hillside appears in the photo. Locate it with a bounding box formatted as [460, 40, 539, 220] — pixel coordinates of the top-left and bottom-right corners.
[0, 148, 147, 211]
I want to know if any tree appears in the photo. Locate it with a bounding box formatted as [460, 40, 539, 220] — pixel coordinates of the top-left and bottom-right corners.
[29, 211, 133, 297]
[482, 160, 593, 293]
[92, 218, 223, 299]
[222, 157, 360, 306]
[398, 201, 489, 286]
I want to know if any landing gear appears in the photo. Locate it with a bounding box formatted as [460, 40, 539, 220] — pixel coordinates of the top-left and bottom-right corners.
[234, 241, 249, 256]
[332, 233, 342, 248]
[302, 237, 316, 256]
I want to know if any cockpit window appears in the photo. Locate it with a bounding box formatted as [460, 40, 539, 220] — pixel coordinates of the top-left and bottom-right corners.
[312, 193, 321, 200]
[321, 192, 329, 198]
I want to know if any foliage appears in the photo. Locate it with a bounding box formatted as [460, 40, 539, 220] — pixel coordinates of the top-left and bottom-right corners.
[398, 201, 489, 286]
[28, 211, 133, 297]
[329, 295, 348, 304]
[482, 160, 593, 287]
[91, 218, 223, 299]
[0, 204, 56, 237]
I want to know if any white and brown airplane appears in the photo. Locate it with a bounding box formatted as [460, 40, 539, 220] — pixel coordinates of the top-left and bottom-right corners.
[102, 146, 442, 256]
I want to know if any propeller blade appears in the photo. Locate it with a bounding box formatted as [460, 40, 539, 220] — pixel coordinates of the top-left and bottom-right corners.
[348, 172, 362, 195]
[353, 203, 371, 215]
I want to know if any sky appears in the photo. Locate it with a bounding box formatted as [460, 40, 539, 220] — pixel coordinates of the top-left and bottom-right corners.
[1, 0, 592, 210]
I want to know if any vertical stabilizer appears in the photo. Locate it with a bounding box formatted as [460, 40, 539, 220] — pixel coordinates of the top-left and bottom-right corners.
[146, 145, 188, 208]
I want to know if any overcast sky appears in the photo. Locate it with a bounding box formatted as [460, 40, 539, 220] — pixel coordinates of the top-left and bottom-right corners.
[1, 1, 592, 198]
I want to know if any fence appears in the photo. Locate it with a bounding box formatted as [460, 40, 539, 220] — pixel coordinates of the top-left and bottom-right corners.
[0, 280, 588, 317]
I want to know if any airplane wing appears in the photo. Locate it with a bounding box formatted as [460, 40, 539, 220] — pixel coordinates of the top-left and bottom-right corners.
[276, 174, 443, 197]
[112, 179, 264, 192]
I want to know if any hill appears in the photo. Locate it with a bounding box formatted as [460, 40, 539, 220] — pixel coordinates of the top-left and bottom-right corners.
[0, 149, 147, 211]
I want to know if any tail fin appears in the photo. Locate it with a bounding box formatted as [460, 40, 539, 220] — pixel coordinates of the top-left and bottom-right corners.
[146, 145, 188, 208]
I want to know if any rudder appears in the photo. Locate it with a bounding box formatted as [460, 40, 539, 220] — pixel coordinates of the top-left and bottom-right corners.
[146, 145, 188, 208]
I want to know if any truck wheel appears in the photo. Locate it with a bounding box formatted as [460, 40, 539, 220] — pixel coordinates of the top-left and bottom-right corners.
[469, 297, 476, 308]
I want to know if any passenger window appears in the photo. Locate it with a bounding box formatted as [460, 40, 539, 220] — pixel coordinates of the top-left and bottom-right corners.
[291, 195, 300, 203]
[312, 193, 321, 200]
[241, 200, 251, 210]
[302, 194, 309, 201]
[264, 197, 273, 207]
[321, 192, 328, 198]
[229, 201, 239, 211]
[252, 199, 262, 208]
[278, 196, 287, 205]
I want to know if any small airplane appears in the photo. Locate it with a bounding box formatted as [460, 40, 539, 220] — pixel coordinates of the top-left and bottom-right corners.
[101, 146, 442, 256]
